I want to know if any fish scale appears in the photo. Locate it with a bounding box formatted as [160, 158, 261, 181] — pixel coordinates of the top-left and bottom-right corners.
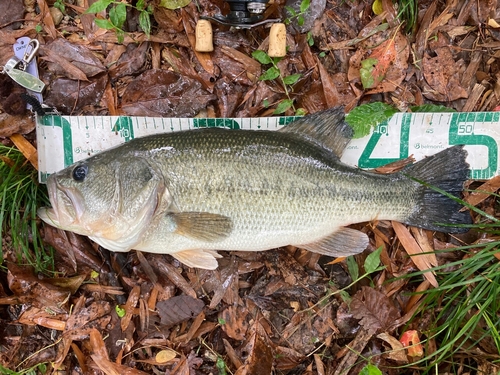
[38, 107, 471, 269]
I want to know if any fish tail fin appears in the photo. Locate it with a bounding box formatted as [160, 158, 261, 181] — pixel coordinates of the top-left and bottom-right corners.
[404, 145, 471, 233]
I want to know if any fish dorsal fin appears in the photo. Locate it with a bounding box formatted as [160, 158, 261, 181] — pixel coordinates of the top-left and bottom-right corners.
[298, 227, 369, 257]
[279, 106, 353, 158]
[168, 212, 233, 242]
[172, 249, 221, 269]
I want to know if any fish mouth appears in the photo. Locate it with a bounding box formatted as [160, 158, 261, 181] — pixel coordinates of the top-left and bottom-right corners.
[38, 176, 86, 231]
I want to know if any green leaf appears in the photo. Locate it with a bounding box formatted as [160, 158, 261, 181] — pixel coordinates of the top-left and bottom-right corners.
[94, 18, 115, 30]
[86, 0, 113, 14]
[295, 107, 307, 116]
[300, 0, 311, 13]
[259, 66, 280, 81]
[285, 6, 297, 16]
[274, 99, 294, 114]
[139, 10, 151, 38]
[263, 99, 269, 108]
[115, 305, 126, 318]
[346, 256, 359, 281]
[359, 364, 383, 375]
[364, 246, 383, 274]
[54, 0, 65, 13]
[218, 318, 226, 325]
[252, 50, 272, 65]
[159, 0, 191, 10]
[136, 0, 146, 11]
[109, 3, 127, 29]
[410, 104, 456, 113]
[282, 73, 301, 85]
[360, 57, 378, 89]
[345, 102, 397, 138]
[116, 29, 125, 43]
[272, 56, 283, 65]
[307, 32, 314, 46]
[298, 15, 305, 26]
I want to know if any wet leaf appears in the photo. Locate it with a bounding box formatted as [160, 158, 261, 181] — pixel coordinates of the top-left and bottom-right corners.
[157, 295, 204, 326]
[121, 69, 215, 117]
[350, 286, 400, 335]
[159, 0, 191, 10]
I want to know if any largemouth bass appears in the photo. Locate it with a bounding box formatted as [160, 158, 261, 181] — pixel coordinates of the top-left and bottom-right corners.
[38, 107, 471, 269]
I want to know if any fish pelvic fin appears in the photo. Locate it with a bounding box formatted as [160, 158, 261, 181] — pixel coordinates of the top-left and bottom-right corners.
[172, 249, 221, 269]
[169, 212, 233, 242]
[403, 145, 471, 233]
[298, 227, 369, 257]
[278, 106, 353, 158]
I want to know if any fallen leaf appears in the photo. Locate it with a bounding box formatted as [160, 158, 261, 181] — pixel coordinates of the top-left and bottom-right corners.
[392, 221, 438, 287]
[350, 286, 401, 335]
[121, 69, 216, 117]
[377, 332, 408, 363]
[156, 295, 204, 326]
[422, 47, 468, 101]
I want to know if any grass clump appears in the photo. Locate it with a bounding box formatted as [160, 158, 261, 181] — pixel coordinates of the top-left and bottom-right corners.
[406, 205, 500, 373]
[0, 144, 53, 273]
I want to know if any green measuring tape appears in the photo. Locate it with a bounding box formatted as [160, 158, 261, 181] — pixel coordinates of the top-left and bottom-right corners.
[36, 112, 500, 183]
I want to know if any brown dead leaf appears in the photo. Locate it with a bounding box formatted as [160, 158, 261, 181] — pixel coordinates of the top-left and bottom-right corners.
[219, 305, 250, 340]
[350, 286, 401, 335]
[9, 133, 37, 169]
[43, 38, 106, 78]
[0, 113, 35, 137]
[317, 55, 339, 107]
[235, 320, 273, 375]
[44, 74, 109, 114]
[121, 69, 216, 117]
[121, 285, 140, 331]
[108, 42, 149, 79]
[156, 295, 204, 326]
[377, 332, 409, 363]
[37, 0, 57, 39]
[464, 175, 500, 209]
[91, 354, 151, 375]
[422, 47, 468, 101]
[392, 221, 438, 287]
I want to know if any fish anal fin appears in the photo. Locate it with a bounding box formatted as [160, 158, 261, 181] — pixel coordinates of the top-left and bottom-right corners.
[278, 106, 353, 158]
[172, 249, 221, 269]
[298, 227, 369, 257]
[170, 212, 233, 242]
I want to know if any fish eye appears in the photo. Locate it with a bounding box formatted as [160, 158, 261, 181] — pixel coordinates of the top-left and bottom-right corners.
[72, 165, 88, 182]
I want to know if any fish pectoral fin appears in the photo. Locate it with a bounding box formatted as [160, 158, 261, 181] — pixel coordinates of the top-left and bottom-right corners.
[170, 212, 233, 242]
[172, 249, 221, 269]
[298, 227, 369, 257]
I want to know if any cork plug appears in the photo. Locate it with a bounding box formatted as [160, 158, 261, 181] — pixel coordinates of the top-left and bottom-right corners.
[195, 20, 214, 52]
[268, 23, 287, 57]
